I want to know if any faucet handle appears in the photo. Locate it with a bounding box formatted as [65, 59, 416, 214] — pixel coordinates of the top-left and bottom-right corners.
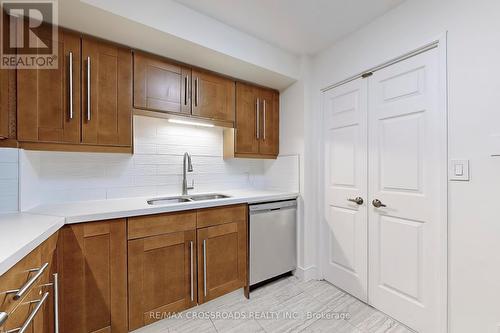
[188, 179, 194, 190]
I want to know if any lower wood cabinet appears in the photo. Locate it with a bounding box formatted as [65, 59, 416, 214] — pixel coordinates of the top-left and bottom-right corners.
[197, 219, 247, 304]
[58, 219, 127, 333]
[0, 231, 59, 333]
[128, 230, 197, 330]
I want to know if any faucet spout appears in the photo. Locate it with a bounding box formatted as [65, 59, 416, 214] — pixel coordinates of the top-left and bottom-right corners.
[182, 152, 194, 195]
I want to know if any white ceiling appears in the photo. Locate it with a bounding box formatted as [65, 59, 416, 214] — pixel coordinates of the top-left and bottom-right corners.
[173, 0, 404, 55]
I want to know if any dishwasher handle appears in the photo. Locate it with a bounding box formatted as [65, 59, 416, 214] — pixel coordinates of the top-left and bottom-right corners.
[249, 200, 297, 214]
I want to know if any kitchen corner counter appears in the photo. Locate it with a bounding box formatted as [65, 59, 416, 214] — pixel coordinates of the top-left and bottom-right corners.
[27, 189, 299, 224]
[0, 213, 65, 276]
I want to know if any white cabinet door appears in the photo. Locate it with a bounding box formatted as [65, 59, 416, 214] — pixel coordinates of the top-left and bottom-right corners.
[323, 78, 368, 301]
[368, 48, 445, 332]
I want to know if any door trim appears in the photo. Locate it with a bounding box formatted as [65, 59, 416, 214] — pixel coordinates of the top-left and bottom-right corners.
[319, 33, 448, 333]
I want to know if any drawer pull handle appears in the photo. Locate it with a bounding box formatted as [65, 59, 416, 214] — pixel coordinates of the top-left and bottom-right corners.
[6, 262, 49, 300]
[6, 292, 49, 333]
[0, 312, 7, 326]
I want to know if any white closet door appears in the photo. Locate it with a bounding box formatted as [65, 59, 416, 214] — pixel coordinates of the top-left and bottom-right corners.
[323, 78, 368, 301]
[368, 48, 444, 332]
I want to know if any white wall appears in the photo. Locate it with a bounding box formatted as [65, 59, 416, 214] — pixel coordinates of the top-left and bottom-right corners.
[310, 0, 500, 332]
[0, 148, 18, 213]
[19, 116, 299, 210]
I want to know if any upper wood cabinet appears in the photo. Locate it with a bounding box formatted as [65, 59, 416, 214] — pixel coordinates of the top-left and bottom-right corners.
[133, 52, 191, 115]
[191, 70, 235, 123]
[59, 219, 127, 333]
[224, 82, 279, 159]
[16, 29, 132, 153]
[0, 68, 15, 142]
[17, 28, 81, 144]
[82, 37, 132, 147]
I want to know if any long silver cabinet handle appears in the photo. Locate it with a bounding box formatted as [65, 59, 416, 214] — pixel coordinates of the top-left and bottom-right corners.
[184, 76, 188, 106]
[263, 99, 266, 140]
[7, 262, 49, 300]
[53, 273, 59, 333]
[0, 312, 7, 326]
[195, 77, 199, 107]
[68, 52, 73, 120]
[256, 98, 260, 140]
[87, 56, 91, 121]
[6, 292, 49, 333]
[203, 239, 207, 297]
[190, 241, 194, 302]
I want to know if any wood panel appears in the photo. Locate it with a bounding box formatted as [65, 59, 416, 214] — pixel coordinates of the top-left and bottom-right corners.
[81, 37, 132, 147]
[17, 28, 81, 143]
[258, 88, 279, 156]
[197, 218, 247, 304]
[234, 82, 259, 155]
[0, 244, 41, 315]
[128, 230, 196, 330]
[128, 211, 196, 240]
[0, 10, 16, 141]
[133, 52, 191, 115]
[196, 204, 246, 228]
[191, 70, 235, 122]
[59, 220, 127, 333]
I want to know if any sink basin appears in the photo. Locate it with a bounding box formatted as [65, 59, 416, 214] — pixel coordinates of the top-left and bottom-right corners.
[147, 197, 191, 205]
[147, 193, 231, 205]
[188, 194, 230, 201]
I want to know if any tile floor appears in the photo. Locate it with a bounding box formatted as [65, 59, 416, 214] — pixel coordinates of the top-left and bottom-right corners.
[133, 276, 415, 333]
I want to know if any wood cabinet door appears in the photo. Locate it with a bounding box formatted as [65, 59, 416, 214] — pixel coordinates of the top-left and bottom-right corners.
[128, 230, 196, 331]
[133, 52, 191, 114]
[82, 38, 132, 147]
[17, 28, 81, 143]
[234, 82, 259, 154]
[258, 89, 279, 156]
[192, 70, 235, 122]
[0, 68, 15, 140]
[59, 220, 127, 333]
[197, 220, 247, 304]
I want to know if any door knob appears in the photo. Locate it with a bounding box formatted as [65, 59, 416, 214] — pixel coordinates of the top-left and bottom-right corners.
[372, 199, 387, 208]
[347, 197, 364, 205]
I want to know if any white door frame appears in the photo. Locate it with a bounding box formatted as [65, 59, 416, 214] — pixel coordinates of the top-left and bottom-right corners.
[318, 33, 448, 333]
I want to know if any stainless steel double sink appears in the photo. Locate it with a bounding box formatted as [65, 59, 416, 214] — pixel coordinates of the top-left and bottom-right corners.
[147, 193, 230, 205]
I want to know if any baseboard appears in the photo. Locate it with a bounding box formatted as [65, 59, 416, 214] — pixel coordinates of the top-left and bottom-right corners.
[293, 265, 318, 281]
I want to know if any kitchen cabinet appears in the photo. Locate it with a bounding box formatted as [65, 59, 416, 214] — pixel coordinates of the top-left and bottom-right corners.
[127, 212, 197, 330]
[81, 37, 132, 147]
[17, 28, 81, 145]
[0, 67, 15, 143]
[196, 205, 247, 304]
[191, 70, 235, 123]
[133, 52, 191, 115]
[224, 82, 279, 159]
[16, 28, 132, 153]
[58, 219, 127, 333]
[0, 232, 59, 333]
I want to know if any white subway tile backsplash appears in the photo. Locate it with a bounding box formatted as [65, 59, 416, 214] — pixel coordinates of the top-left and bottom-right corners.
[0, 148, 19, 212]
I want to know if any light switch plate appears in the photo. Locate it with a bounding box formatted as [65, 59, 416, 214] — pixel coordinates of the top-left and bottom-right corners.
[449, 159, 469, 181]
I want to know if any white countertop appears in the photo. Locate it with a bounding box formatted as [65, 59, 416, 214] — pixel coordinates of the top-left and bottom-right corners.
[0, 189, 298, 276]
[0, 213, 65, 276]
[27, 189, 299, 224]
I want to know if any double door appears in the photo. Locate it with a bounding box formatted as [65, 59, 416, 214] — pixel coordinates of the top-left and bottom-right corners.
[322, 48, 445, 332]
[234, 82, 279, 157]
[133, 52, 235, 124]
[17, 28, 132, 147]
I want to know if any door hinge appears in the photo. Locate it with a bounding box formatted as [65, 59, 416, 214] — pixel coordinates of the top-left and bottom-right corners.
[361, 72, 373, 79]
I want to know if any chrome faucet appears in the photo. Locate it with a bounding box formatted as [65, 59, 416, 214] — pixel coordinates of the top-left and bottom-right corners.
[182, 152, 194, 195]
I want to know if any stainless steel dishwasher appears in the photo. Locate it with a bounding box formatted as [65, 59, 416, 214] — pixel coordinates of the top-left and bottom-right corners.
[249, 199, 297, 286]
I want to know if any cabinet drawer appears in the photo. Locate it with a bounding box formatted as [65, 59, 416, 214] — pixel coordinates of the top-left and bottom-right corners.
[128, 211, 196, 240]
[1, 285, 47, 333]
[196, 204, 247, 228]
[0, 248, 42, 314]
